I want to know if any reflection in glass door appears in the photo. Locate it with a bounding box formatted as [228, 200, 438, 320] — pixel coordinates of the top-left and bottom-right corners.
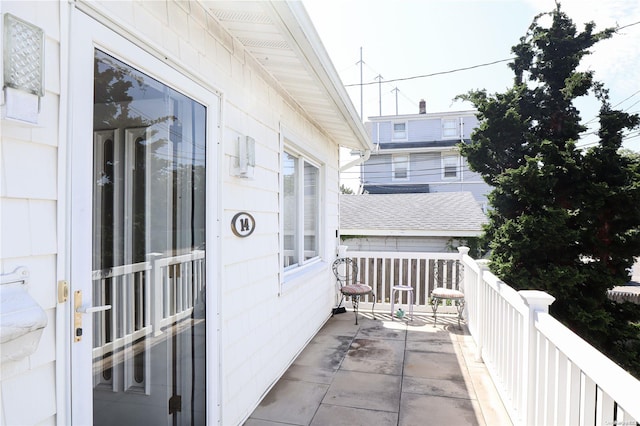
[92, 50, 206, 425]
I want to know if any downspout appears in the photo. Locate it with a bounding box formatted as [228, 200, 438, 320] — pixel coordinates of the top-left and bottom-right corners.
[339, 120, 379, 190]
[339, 148, 371, 172]
[459, 117, 464, 192]
[340, 148, 371, 195]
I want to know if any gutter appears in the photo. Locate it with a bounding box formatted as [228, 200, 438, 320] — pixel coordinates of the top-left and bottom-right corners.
[340, 149, 371, 172]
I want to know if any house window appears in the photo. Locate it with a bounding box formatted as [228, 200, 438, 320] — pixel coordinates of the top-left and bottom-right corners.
[442, 154, 459, 179]
[392, 154, 409, 180]
[392, 122, 407, 140]
[283, 150, 320, 269]
[442, 118, 459, 138]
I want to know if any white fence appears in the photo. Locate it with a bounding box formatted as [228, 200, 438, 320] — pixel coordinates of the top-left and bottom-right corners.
[346, 250, 463, 310]
[347, 249, 640, 425]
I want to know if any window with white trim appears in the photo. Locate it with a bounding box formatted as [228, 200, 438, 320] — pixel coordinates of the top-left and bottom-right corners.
[392, 122, 407, 140]
[442, 154, 459, 179]
[442, 118, 459, 138]
[283, 150, 320, 269]
[392, 154, 409, 180]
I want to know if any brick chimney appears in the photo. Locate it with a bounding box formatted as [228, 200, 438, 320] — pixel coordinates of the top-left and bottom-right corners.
[419, 99, 426, 114]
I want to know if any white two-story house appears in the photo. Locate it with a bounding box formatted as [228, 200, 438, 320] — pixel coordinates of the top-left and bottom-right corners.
[361, 101, 490, 211]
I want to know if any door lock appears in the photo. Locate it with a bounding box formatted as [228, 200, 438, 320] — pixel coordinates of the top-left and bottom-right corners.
[73, 290, 112, 342]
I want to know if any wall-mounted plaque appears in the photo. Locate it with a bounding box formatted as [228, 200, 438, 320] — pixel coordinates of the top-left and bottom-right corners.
[231, 212, 255, 237]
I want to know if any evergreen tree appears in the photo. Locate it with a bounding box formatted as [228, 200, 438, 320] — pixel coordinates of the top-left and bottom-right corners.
[458, 4, 640, 377]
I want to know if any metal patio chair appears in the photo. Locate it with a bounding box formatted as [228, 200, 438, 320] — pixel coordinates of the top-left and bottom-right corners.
[332, 257, 375, 325]
[430, 260, 465, 327]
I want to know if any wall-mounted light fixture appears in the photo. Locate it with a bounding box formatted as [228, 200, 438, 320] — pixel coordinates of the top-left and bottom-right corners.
[231, 135, 256, 178]
[2, 13, 44, 124]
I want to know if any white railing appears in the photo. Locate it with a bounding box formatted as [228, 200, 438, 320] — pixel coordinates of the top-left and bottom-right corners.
[346, 250, 463, 311]
[346, 249, 640, 425]
[90, 250, 205, 392]
[461, 250, 640, 426]
[92, 250, 205, 348]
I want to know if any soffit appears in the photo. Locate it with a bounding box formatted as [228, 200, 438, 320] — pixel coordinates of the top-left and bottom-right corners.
[203, 1, 372, 151]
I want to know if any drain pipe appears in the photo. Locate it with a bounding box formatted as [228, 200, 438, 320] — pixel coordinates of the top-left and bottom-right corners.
[340, 148, 373, 195]
[459, 117, 465, 192]
[339, 148, 371, 172]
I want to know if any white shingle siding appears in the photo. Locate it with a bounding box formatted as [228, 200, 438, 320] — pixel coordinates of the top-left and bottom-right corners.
[1, 1, 355, 425]
[1, 1, 61, 425]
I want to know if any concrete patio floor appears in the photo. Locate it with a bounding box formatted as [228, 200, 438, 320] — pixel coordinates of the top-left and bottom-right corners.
[244, 310, 512, 426]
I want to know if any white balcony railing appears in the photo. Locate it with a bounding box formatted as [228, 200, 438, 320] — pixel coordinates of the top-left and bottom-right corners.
[346, 250, 463, 311]
[346, 248, 640, 426]
[90, 251, 206, 392]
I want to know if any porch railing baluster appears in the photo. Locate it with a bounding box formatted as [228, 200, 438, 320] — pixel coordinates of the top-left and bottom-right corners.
[345, 248, 640, 425]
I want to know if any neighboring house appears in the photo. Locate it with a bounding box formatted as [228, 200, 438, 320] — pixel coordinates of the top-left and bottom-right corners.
[361, 102, 491, 211]
[0, 2, 372, 426]
[340, 192, 487, 253]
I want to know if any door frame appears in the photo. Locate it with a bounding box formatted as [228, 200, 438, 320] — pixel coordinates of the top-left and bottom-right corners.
[66, 7, 221, 425]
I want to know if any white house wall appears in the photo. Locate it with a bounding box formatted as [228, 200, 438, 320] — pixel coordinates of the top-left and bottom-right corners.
[1, 1, 61, 425]
[221, 102, 339, 423]
[1, 1, 341, 425]
[341, 236, 454, 253]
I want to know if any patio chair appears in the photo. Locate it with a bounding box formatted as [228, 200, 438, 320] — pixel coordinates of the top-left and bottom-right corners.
[430, 260, 465, 327]
[332, 258, 375, 325]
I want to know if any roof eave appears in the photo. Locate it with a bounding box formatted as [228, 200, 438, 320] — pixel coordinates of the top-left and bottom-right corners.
[267, 1, 373, 152]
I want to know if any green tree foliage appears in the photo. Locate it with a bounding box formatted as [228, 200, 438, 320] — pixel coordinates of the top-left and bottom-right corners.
[340, 184, 355, 194]
[458, 4, 640, 377]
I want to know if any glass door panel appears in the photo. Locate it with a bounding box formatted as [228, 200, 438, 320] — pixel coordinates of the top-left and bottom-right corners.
[92, 49, 206, 425]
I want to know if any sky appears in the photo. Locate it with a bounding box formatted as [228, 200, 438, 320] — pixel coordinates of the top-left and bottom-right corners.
[301, 0, 640, 161]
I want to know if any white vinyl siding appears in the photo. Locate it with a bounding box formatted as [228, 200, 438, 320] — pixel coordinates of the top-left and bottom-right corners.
[341, 236, 454, 253]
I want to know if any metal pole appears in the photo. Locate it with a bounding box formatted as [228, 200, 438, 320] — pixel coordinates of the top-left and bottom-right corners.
[375, 74, 383, 116]
[391, 87, 399, 115]
[356, 47, 363, 120]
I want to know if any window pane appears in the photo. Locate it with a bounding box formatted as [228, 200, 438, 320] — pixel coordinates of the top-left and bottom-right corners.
[393, 122, 406, 139]
[443, 119, 458, 138]
[443, 155, 458, 178]
[393, 155, 409, 179]
[283, 152, 298, 267]
[303, 162, 319, 260]
[92, 49, 206, 425]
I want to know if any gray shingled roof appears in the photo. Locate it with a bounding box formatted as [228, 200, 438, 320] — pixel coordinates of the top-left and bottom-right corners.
[340, 192, 487, 237]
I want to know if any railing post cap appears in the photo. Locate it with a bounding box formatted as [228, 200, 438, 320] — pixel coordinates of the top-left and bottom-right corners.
[476, 259, 491, 269]
[457, 246, 470, 256]
[519, 290, 555, 307]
